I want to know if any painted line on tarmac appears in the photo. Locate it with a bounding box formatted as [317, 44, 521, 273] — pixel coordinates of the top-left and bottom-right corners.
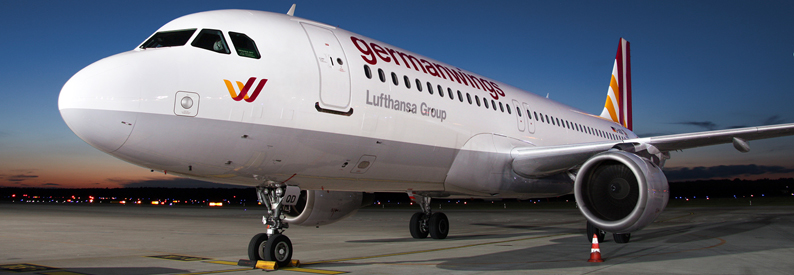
[177, 268, 253, 275]
[280, 267, 348, 274]
[304, 233, 571, 265]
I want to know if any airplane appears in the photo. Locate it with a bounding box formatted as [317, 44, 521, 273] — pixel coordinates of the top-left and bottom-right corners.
[58, 5, 794, 267]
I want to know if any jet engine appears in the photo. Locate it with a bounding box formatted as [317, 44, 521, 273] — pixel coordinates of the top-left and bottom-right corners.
[574, 151, 669, 233]
[283, 190, 368, 227]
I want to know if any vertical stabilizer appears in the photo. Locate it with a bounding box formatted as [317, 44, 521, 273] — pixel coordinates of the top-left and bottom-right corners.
[599, 38, 632, 130]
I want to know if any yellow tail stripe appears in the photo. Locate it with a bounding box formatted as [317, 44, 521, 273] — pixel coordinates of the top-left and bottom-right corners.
[604, 95, 618, 123]
[610, 74, 620, 106]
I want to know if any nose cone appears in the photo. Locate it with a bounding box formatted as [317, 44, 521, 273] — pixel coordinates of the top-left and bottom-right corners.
[59, 52, 141, 153]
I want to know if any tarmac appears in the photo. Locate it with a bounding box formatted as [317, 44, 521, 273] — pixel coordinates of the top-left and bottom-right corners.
[2, 202, 794, 274]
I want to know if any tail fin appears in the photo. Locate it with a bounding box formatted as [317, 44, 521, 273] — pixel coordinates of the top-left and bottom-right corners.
[599, 38, 632, 131]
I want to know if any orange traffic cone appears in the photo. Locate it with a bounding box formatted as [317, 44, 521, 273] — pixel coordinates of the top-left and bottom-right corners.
[588, 234, 604, 262]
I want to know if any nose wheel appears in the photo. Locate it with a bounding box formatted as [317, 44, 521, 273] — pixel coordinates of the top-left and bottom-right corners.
[249, 184, 299, 267]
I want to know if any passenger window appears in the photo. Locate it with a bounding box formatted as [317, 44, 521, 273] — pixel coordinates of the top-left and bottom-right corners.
[391, 72, 399, 86]
[378, 69, 386, 82]
[229, 32, 260, 58]
[457, 91, 463, 102]
[491, 100, 497, 110]
[438, 85, 444, 97]
[141, 29, 196, 49]
[466, 93, 472, 104]
[416, 79, 423, 91]
[500, 102, 505, 113]
[484, 98, 489, 108]
[475, 95, 481, 106]
[448, 88, 454, 100]
[364, 65, 372, 79]
[191, 29, 230, 54]
[517, 107, 522, 117]
[404, 76, 411, 89]
[427, 82, 434, 94]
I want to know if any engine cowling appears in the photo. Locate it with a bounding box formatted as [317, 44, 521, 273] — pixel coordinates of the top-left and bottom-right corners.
[283, 190, 366, 227]
[574, 151, 669, 233]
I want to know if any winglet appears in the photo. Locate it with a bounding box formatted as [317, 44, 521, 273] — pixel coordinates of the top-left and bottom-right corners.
[599, 38, 632, 131]
[286, 4, 296, 16]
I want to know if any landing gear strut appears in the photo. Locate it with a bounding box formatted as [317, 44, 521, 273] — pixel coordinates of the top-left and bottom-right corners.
[586, 221, 631, 243]
[408, 192, 449, 239]
[248, 183, 299, 267]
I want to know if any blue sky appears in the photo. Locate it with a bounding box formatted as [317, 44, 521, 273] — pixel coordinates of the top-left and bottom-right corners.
[1, 0, 793, 188]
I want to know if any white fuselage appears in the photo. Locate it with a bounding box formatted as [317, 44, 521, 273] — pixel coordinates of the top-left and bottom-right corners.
[59, 10, 635, 199]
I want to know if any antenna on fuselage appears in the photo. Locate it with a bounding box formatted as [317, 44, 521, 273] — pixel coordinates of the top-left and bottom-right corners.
[286, 4, 296, 16]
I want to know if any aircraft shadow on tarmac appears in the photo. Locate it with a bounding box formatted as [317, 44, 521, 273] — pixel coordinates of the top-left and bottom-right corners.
[324, 212, 794, 272]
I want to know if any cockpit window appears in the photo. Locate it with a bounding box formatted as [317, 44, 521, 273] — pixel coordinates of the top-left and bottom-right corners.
[140, 29, 196, 49]
[191, 29, 230, 54]
[229, 32, 261, 59]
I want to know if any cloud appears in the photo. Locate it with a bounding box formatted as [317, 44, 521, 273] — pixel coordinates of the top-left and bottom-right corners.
[664, 165, 794, 181]
[672, 121, 718, 131]
[5, 174, 39, 182]
[42, 183, 60, 186]
[763, 115, 786, 125]
[120, 178, 248, 188]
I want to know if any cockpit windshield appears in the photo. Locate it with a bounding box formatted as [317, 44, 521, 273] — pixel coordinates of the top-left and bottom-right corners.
[229, 32, 261, 59]
[191, 29, 230, 54]
[140, 29, 196, 49]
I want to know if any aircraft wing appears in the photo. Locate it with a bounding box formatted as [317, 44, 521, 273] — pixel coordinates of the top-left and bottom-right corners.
[626, 123, 794, 152]
[511, 123, 794, 178]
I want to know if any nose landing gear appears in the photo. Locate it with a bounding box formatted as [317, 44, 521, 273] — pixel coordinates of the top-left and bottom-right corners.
[248, 183, 300, 267]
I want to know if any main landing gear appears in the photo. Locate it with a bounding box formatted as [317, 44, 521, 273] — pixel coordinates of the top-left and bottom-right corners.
[586, 221, 631, 244]
[248, 183, 300, 267]
[408, 192, 449, 239]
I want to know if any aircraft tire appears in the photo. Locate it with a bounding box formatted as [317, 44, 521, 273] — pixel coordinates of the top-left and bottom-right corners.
[587, 221, 605, 243]
[248, 233, 268, 261]
[409, 212, 429, 239]
[613, 233, 631, 243]
[429, 212, 449, 239]
[264, 234, 293, 267]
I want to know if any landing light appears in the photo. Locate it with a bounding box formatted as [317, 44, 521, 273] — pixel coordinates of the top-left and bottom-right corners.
[152, 201, 160, 205]
[209, 202, 223, 207]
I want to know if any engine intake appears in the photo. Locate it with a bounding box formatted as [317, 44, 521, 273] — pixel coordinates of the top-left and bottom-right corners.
[282, 190, 365, 227]
[574, 151, 669, 233]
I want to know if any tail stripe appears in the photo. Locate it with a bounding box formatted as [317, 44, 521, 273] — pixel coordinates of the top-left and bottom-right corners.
[599, 38, 632, 131]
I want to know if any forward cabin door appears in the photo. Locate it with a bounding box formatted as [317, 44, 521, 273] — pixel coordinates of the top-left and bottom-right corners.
[301, 23, 351, 113]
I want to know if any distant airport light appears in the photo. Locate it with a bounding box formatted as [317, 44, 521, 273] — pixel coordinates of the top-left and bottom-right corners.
[152, 201, 160, 205]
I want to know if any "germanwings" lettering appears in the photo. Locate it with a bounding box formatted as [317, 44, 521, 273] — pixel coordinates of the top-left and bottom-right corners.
[351, 36, 506, 100]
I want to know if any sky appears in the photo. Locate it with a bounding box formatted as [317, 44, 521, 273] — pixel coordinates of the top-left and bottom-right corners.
[1, 0, 793, 188]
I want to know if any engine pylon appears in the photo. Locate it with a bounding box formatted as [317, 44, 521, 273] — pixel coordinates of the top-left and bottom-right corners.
[588, 234, 604, 262]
